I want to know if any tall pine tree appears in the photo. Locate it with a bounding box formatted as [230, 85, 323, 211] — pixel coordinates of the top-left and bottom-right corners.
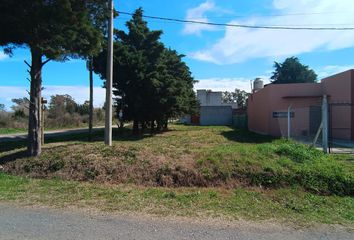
[271, 57, 317, 84]
[93, 8, 197, 134]
[0, 0, 109, 156]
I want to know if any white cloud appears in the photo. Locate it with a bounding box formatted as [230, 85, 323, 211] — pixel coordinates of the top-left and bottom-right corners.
[0, 51, 8, 61]
[195, 77, 271, 92]
[0, 86, 106, 109]
[193, 65, 354, 93]
[316, 65, 354, 78]
[190, 0, 354, 64]
[183, 0, 217, 35]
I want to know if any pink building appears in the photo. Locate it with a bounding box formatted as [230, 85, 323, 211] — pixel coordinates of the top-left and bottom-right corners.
[248, 70, 354, 140]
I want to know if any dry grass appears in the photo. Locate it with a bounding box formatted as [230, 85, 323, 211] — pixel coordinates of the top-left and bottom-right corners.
[1, 125, 353, 196]
[0, 125, 353, 225]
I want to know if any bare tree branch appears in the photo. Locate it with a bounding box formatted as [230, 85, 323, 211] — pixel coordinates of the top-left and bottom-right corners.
[42, 58, 51, 67]
[24, 60, 31, 68]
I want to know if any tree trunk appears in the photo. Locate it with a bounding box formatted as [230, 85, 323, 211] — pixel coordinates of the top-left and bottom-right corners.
[88, 57, 94, 141]
[150, 120, 155, 134]
[27, 48, 43, 156]
[141, 121, 147, 134]
[163, 119, 168, 131]
[133, 120, 139, 135]
[156, 119, 163, 132]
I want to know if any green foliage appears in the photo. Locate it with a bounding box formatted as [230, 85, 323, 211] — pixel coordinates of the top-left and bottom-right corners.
[198, 139, 354, 196]
[222, 89, 250, 108]
[13, 110, 26, 119]
[93, 8, 198, 133]
[48, 159, 65, 172]
[84, 168, 99, 180]
[0, 94, 104, 131]
[11, 98, 29, 116]
[77, 101, 90, 116]
[45, 94, 103, 128]
[0, 0, 108, 59]
[2, 125, 352, 196]
[275, 141, 323, 163]
[0, 0, 109, 155]
[0, 173, 353, 225]
[271, 57, 317, 84]
[48, 94, 78, 117]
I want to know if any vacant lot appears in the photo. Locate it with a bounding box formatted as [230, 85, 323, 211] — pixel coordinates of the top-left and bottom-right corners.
[0, 125, 353, 225]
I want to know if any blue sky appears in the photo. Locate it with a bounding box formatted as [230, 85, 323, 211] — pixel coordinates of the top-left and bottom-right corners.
[1, 0, 354, 109]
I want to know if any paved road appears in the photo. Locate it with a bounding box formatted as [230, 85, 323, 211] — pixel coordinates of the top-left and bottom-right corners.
[0, 127, 104, 142]
[0, 204, 352, 240]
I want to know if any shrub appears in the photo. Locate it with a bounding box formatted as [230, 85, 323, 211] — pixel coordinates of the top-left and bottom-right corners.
[84, 168, 99, 180]
[48, 159, 65, 172]
[275, 141, 323, 163]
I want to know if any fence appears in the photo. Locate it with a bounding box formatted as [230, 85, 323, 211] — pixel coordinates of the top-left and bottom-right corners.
[274, 99, 354, 154]
[329, 103, 354, 154]
[232, 108, 247, 129]
[275, 103, 324, 147]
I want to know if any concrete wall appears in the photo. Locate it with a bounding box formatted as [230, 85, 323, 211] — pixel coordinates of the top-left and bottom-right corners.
[179, 115, 191, 124]
[248, 83, 322, 137]
[322, 70, 353, 140]
[322, 70, 352, 102]
[197, 90, 223, 106]
[248, 70, 354, 140]
[200, 106, 232, 126]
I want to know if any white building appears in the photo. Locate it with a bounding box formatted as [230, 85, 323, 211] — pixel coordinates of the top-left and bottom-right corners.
[197, 90, 238, 108]
[180, 89, 238, 126]
[196, 89, 236, 126]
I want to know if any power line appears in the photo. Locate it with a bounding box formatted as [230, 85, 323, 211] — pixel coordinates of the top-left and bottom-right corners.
[117, 11, 354, 31]
[219, 11, 354, 18]
[115, 16, 354, 27]
[116, 17, 354, 27]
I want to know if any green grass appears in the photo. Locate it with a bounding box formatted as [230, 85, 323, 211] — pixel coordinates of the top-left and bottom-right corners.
[1, 125, 353, 225]
[0, 173, 353, 226]
[0, 128, 26, 135]
[196, 135, 354, 196]
[0, 125, 105, 135]
[2, 125, 352, 196]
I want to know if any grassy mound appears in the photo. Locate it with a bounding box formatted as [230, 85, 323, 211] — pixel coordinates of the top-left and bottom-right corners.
[1, 125, 353, 196]
[197, 138, 353, 196]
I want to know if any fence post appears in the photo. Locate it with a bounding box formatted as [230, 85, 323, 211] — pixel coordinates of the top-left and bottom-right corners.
[287, 105, 292, 140]
[322, 95, 329, 153]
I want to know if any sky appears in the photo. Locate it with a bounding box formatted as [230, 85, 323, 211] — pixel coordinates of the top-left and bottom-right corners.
[1, 0, 354, 110]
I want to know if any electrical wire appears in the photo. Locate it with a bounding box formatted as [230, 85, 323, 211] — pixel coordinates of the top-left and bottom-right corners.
[117, 11, 354, 31]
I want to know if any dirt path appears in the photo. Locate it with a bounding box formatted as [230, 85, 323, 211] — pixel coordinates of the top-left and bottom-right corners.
[0, 203, 352, 240]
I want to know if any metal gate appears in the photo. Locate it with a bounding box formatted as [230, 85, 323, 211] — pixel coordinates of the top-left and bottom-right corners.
[329, 103, 354, 154]
[309, 106, 321, 136]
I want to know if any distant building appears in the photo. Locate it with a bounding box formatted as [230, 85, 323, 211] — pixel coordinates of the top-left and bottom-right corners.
[248, 70, 354, 140]
[196, 90, 237, 126]
[197, 90, 237, 108]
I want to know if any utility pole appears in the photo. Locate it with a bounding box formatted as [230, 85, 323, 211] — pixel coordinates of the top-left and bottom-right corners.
[88, 57, 94, 141]
[322, 95, 329, 153]
[287, 104, 292, 140]
[105, 0, 114, 146]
